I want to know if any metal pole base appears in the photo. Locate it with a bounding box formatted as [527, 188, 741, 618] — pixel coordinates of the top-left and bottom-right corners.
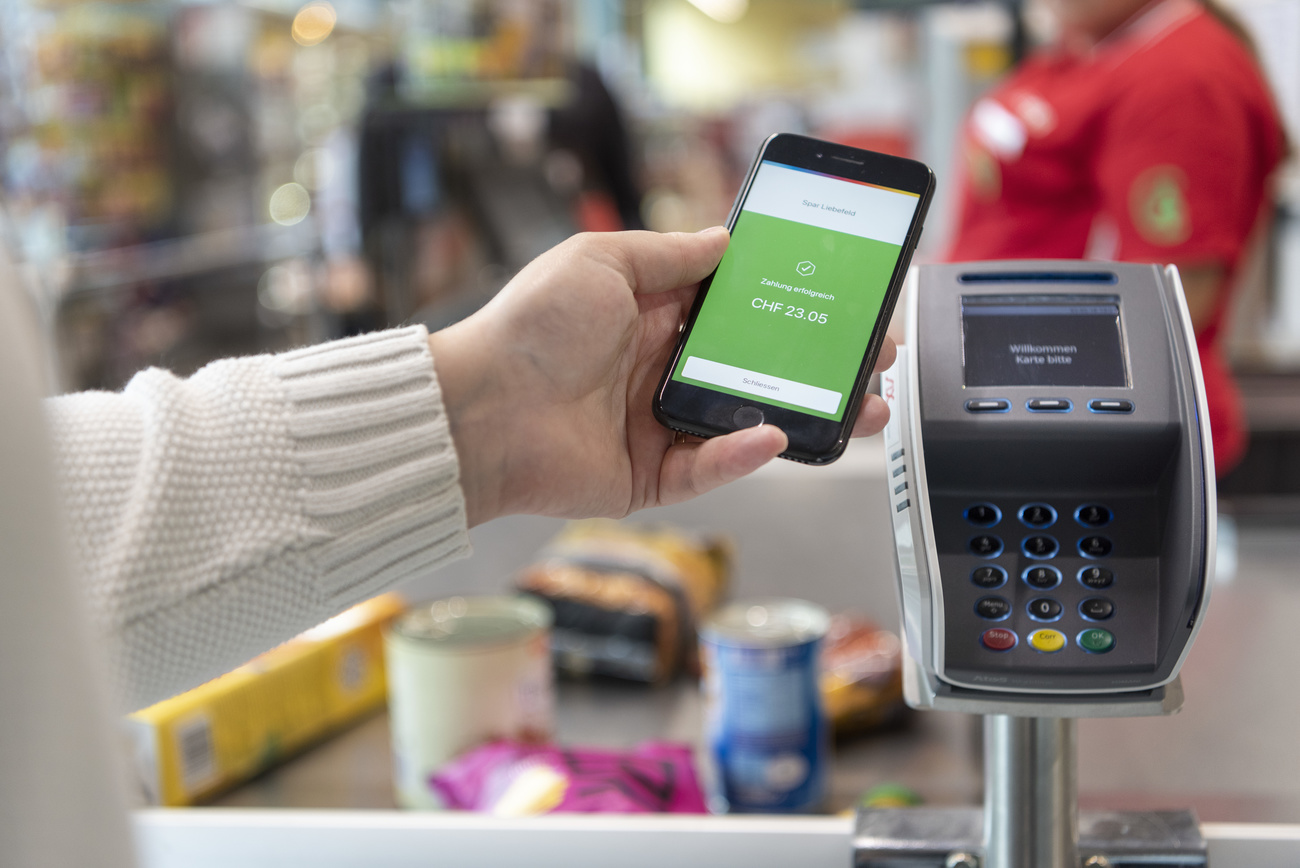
[984, 715, 1077, 868]
[852, 807, 1207, 867]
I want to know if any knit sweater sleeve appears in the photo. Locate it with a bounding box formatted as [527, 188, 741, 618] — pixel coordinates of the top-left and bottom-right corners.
[44, 326, 470, 711]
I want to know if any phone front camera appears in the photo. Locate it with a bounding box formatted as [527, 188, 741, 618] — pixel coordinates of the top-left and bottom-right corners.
[816, 153, 823, 158]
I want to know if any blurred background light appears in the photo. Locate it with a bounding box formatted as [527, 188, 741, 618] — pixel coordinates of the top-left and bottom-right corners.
[686, 0, 749, 24]
[269, 182, 312, 225]
[292, 2, 337, 47]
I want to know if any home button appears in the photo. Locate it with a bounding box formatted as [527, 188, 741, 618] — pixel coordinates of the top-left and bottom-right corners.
[732, 406, 765, 428]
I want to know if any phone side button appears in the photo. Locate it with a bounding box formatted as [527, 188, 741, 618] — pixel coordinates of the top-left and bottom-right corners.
[732, 406, 765, 428]
[896, 499, 911, 513]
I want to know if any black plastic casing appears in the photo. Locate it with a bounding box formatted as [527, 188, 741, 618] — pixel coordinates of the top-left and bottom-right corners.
[653, 132, 934, 464]
[917, 262, 1211, 693]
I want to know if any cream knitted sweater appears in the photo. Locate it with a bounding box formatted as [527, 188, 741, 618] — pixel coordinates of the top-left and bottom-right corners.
[46, 325, 472, 711]
[3, 253, 479, 867]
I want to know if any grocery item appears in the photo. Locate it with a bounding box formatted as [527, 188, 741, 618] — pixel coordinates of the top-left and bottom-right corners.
[517, 519, 731, 683]
[699, 598, 830, 813]
[385, 595, 553, 809]
[126, 593, 405, 806]
[431, 740, 708, 816]
[859, 782, 923, 809]
[820, 614, 905, 736]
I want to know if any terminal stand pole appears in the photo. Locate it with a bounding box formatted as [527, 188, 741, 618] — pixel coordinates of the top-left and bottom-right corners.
[982, 715, 1079, 868]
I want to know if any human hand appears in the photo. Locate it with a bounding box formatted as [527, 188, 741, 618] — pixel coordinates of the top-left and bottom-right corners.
[429, 228, 896, 526]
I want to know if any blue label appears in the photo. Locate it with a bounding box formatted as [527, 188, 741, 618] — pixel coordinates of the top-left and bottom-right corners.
[704, 638, 827, 812]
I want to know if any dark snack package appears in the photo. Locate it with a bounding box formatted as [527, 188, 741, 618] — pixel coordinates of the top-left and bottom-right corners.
[517, 520, 731, 683]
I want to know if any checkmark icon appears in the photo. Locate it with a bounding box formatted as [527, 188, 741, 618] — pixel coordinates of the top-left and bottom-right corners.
[796, 260, 816, 276]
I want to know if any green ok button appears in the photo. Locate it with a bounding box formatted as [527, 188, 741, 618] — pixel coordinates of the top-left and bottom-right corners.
[1079, 628, 1115, 653]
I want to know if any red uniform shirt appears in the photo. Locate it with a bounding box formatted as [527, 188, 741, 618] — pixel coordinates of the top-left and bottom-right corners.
[949, 0, 1285, 473]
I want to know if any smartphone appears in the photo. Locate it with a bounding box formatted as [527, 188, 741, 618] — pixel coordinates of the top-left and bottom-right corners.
[653, 133, 935, 464]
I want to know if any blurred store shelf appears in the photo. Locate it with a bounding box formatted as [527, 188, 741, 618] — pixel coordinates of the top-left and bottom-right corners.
[63, 221, 319, 298]
[1219, 374, 1300, 516]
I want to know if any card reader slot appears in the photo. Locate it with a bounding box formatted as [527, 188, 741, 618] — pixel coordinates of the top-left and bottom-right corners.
[958, 271, 1118, 284]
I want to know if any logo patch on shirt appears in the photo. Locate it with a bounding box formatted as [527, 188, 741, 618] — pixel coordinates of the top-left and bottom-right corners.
[971, 98, 1027, 160]
[966, 143, 1001, 202]
[1129, 166, 1191, 246]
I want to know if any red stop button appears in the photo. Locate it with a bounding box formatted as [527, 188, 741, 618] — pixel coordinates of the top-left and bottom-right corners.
[982, 628, 1017, 651]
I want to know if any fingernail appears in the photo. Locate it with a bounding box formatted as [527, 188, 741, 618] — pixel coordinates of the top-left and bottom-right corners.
[698, 225, 729, 237]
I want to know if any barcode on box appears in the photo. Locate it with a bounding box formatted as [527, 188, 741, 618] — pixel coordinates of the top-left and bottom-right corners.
[175, 715, 215, 795]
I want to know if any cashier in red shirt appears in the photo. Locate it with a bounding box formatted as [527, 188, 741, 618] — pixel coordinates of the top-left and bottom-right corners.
[949, 0, 1286, 475]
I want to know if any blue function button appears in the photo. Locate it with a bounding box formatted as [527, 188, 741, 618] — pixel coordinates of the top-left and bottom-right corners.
[1023, 565, 1062, 589]
[1080, 598, 1115, 621]
[1088, 399, 1134, 414]
[965, 503, 1002, 527]
[1027, 398, 1072, 413]
[1018, 503, 1057, 528]
[971, 565, 1008, 589]
[1075, 504, 1113, 527]
[975, 596, 1012, 620]
[1027, 597, 1063, 621]
[1022, 535, 1059, 559]
[969, 535, 1004, 558]
[1079, 535, 1114, 558]
[966, 399, 1010, 413]
[1078, 566, 1115, 589]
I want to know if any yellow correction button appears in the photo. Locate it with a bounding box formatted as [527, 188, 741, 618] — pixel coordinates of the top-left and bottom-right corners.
[1029, 629, 1066, 653]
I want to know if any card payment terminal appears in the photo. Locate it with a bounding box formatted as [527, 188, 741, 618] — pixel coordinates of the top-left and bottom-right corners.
[881, 261, 1214, 714]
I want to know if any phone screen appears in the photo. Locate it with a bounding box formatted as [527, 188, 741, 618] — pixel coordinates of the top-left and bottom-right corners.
[669, 159, 923, 421]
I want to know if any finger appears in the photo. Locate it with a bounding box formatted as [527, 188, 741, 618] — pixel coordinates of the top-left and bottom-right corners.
[873, 335, 898, 373]
[592, 227, 730, 297]
[658, 424, 787, 504]
[851, 393, 891, 439]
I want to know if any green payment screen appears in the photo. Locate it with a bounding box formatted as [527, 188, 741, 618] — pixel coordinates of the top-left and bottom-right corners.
[672, 160, 920, 420]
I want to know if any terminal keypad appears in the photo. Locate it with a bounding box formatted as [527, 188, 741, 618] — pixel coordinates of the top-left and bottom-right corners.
[1023, 535, 1059, 558]
[1076, 504, 1112, 527]
[1019, 504, 1056, 528]
[1079, 566, 1114, 589]
[939, 495, 1159, 675]
[1024, 566, 1061, 589]
[971, 566, 1007, 588]
[1027, 597, 1063, 621]
[1079, 535, 1113, 558]
[1080, 598, 1114, 620]
[976, 597, 1011, 619]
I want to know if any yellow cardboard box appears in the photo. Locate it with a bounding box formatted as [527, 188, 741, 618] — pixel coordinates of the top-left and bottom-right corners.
[126, 593, 405, 806]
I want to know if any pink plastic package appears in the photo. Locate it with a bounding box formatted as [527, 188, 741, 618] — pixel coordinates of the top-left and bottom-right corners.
[430, 741, 708, 815]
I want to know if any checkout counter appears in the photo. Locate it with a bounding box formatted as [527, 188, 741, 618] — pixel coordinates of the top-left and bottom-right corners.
[133, 264, 1300, 867]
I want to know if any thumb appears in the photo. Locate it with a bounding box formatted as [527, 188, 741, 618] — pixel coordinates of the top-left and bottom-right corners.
[657, 424, 787, 505]
[595, 227, 730, 297]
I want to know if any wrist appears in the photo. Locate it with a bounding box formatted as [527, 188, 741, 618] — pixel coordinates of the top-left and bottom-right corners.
[427, 322, 507, 527]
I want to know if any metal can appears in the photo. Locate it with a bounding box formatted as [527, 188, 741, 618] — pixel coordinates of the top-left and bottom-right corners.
[384, 595, 553, 809]
[699, 598, 831, 813]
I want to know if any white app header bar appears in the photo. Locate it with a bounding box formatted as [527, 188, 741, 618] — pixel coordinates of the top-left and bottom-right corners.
[742, 161, 918, 247]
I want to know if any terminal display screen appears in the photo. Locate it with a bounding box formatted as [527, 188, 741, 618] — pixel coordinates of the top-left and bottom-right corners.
[961, 294, 1128, 388]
